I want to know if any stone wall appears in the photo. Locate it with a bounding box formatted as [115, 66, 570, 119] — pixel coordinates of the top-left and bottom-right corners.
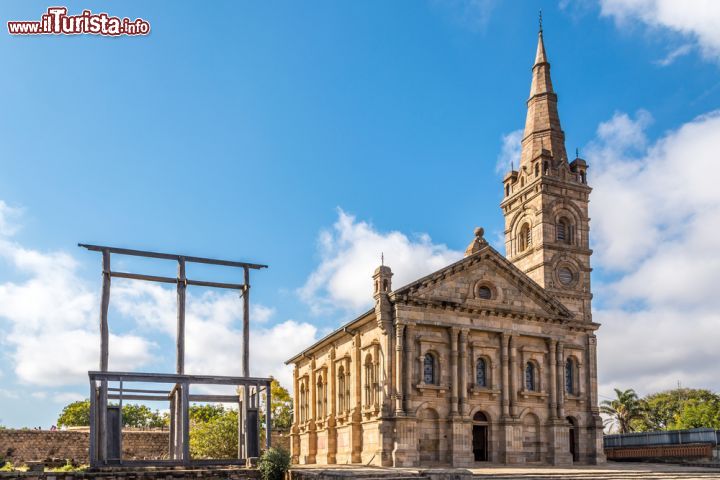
[0, 468, 258, 480]
[0, 430, 168, 464]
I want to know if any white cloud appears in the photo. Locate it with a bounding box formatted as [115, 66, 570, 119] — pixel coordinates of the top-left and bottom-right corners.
[600, 0, 720, 63]
[654, 43, 693, 66]
[495, 129, 523, 173]
[112, 281, 316, 387]
[0, 222, 155, 386]
[589, 108, 720, 396]
[299, 209, 463, 314]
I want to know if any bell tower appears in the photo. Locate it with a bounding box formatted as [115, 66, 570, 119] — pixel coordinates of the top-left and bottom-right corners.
[500, 24, 593, 321]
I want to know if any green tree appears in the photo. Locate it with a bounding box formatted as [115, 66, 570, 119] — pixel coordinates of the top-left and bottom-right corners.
[57, 400, 166, 428]
[189, 404, 226, 424]
[258, 447, 290, 480]
[600, 388, 645, 433]
[268, 378, 293, 430]
[57, 400, 91, 427]
[673, 396, 720, 429]
[636, 388, 719, 431]
[189, 407, 238, 459]
[121, 404, 166, 428]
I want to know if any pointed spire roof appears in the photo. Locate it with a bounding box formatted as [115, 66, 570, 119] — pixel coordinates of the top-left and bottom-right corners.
[519, 22, 567, 169]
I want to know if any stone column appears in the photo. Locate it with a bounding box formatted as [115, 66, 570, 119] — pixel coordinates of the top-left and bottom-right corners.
[459, 329, 468, 416]
[290, 366, 301, 463]
[403, 323, 414, 412]
[308, 357, 317, 464]
[556, 342, 565, 419]
[547, 339, 557, 419]
[327, 348, 337, 464]
[395, 322, 405, 415]
[351, 333, 362, 463]
[450, 327, 459, 416]
[509, 335, 518, 417]
[500, 333, 510, 418]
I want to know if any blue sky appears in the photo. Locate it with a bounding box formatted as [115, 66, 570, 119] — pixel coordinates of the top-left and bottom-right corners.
[1, 0, 719, 428]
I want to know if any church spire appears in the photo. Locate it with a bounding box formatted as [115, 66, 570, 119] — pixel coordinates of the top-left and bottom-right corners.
[520, 19, 567, 169]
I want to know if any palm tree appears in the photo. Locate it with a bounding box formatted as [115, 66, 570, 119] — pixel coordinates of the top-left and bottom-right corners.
[600, 388, 645, 433]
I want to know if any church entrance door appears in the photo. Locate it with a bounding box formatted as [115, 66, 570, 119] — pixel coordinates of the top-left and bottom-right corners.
[567, 417, 578, 462]
[472, 411, 489, 462]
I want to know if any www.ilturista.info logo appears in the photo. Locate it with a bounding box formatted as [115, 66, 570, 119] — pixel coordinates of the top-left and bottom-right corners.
[8, 7, 150, 36]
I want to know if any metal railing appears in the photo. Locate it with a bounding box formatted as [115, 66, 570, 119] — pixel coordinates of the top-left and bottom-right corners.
[604, 428, 719, 448]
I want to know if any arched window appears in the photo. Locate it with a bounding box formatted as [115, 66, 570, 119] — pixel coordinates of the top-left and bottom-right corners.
[476, 358, 487, 387]
[345, 370, 351, 412]
[535, 163, 540, 177]
[543, 161, 549, 175]
[473, 411, 488, 422]
[525, 362, 536, 391]
[382, 279, 388, 292]
[565, 358, 575, 395]
[505, 184, 510, 197]
[364, 354, 373, 407]
[317, 375, 325, 418]
[423, 353, 436, 385]
[337, 366, 345, 414]
[556, 217, 573, 244]
[580, 171, 586, 184]
[520, 176, 525, 188]
[299, 384, 306, 423]
[519, 223, 532, 252]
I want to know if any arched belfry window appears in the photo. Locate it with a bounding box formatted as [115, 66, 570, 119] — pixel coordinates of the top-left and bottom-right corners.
[543, 161, 549, 174]
[519, 223, 532, 252]
[423, 353, 437, 385]
[535, 163, 540, 177]
[525, 362, 537, 391]
[565, 358, 575, 395]
[476, 358, 487, 387]
[505, 184, 510, 197]
[556, 217, 573, 244]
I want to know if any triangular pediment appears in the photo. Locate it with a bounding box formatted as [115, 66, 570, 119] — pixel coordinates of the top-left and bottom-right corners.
[391, 244, 573, 320]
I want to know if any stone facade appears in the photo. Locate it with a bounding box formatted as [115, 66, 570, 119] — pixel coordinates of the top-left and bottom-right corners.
[286, 28, 605, 467]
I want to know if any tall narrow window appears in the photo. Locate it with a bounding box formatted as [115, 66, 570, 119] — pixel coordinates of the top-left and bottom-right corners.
[535, 163, 540, 177]
[565, 359, 575, 395]
[317, 376, 324, 418]
[364, 355, 373, 407]
[338, 366, 345, 414]
[557, 218, 567, 242]
[505, 184, 510, 197]
[519, 223, 532, 252]
[476, 358, 487, 387]
[423, 353, 436, 385]
[525, 362, 536, 391]
[373, 362, 380, 405]
[543, 161, 549, 174]
[299, 384, 306, 423]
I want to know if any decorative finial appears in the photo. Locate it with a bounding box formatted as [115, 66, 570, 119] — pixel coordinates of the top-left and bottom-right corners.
[575, 147, 579, 159]
[539, 9, 543, 34]
[381, 252, 384, 266]
[474, 227, 484, 239]
[511, 160, 514, 171]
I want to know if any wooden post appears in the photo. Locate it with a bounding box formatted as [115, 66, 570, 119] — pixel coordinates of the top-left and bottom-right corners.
[243, 267, 250, 378]
[265, 381, 272, 451]
[181, 383, 190, 464]
[89, 380, 97, 466]
[242, 386, 249, 460]
[177, 258, 186, 375]
[169, 390, 176, 459]
[100, 250, 111, 371]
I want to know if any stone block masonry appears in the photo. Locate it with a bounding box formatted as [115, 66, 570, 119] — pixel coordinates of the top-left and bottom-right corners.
[0, 430, 168, 464]
[0, 467, 259, 480]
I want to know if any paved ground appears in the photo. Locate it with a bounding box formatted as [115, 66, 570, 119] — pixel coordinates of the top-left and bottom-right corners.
[291, 462, 720, 479]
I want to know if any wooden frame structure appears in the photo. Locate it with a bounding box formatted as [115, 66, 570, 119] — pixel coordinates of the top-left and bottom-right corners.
[79, 244, 270, 467]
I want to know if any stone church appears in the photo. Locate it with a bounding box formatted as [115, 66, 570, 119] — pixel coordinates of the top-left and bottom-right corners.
[285, 27, 605, 467]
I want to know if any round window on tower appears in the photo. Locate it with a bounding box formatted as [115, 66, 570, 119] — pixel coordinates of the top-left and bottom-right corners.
[558, 267, 575, 286]
[478, 286, 492, 299]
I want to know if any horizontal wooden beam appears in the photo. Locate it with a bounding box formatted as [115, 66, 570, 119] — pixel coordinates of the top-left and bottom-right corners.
[89, 370, 272, 386]
[108, 387, 171, 395]
[108, 394, 169, 402]
[79, 243, 267, 270]
[109, 271, 247, 290]
[188, 394, 240, 403]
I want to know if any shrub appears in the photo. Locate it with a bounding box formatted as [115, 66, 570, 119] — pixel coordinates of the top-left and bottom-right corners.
[0, 462, 15, 472]
[258, 447, 290, 480]
[46, 460, 88, 472]
[189, 409, 238, 459]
